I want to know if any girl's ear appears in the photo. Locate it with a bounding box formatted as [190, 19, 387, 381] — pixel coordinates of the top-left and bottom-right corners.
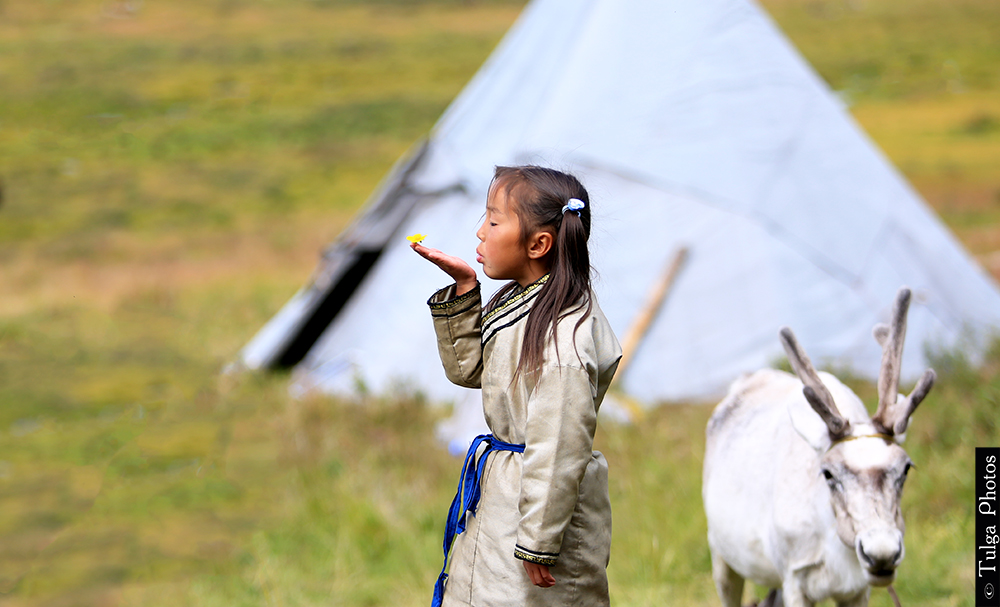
[526, 230, 554, 260]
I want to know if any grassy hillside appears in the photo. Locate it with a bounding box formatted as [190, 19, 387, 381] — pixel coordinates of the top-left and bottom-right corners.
[764, 0, 1000, 275]
[0, 0, 997, 605]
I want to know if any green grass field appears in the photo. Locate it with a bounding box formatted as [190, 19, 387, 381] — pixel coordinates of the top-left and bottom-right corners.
[1, 0, 998, 605]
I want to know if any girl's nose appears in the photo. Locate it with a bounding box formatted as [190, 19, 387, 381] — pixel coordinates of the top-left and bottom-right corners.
[476, 222, 486, 241]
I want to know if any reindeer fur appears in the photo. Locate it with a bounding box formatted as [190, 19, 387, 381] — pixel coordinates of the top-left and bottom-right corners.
[702, 288, 934, 607]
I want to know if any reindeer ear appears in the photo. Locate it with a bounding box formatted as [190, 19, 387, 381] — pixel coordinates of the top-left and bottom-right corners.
[789, 395, 834, 452]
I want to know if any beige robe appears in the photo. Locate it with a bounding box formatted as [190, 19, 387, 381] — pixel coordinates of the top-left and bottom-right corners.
[428, 275, 622, 607]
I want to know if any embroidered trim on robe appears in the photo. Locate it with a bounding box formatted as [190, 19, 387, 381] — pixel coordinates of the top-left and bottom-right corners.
[514, 544, 559, 567]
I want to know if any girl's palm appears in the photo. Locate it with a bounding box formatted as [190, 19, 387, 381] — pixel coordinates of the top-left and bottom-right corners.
[411, 243, 477, 293]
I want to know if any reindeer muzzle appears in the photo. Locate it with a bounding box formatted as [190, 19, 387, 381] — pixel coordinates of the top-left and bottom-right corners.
[857, 530, 904, 586]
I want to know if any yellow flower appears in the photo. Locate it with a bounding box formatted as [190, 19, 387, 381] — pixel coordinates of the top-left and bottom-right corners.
[406, 233, 427, 244]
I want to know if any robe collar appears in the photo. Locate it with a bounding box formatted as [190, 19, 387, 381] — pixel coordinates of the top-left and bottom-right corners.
[482, 274, 549, 345]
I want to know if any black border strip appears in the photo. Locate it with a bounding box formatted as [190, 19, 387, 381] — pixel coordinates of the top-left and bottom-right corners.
[482, 308, 533, 347]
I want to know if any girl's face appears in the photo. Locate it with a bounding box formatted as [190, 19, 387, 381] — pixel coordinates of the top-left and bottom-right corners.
[475, 188, 534, 285]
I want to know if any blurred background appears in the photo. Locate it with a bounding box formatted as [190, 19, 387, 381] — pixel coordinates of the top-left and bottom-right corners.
[0, 0, 997, 605]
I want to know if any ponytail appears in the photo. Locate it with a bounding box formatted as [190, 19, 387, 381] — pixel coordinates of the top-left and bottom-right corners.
[485, 166, 593, 384]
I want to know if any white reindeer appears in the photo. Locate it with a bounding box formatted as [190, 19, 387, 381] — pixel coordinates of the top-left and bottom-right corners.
[702, 288, 935, 607]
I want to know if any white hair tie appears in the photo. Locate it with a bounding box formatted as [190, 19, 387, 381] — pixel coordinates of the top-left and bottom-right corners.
[562, 198, 585, 217]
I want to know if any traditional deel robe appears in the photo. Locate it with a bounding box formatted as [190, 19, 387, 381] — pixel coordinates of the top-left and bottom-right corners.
[428, 275, 622, 607]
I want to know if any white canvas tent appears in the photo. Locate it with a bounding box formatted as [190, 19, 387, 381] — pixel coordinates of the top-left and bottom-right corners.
[239, 0, 1000, 426]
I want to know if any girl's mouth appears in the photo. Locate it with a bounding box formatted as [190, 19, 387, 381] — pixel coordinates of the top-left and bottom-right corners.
[476, 254, 484, 264]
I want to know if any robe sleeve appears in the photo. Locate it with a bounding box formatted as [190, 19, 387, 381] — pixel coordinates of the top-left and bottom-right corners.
[514, 316, 609, 566]
[427, 282, 483, 389]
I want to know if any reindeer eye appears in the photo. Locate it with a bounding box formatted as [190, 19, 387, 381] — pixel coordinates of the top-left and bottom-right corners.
[822, 469, 837, 486]
[893, 462, 914, 490]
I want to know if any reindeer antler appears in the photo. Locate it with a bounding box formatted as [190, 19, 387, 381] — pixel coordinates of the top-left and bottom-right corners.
[872, 288, 910, 433]
[779, 327, 850, 440]
[893, 368, 935, 435]
[871, 287, 936, 437]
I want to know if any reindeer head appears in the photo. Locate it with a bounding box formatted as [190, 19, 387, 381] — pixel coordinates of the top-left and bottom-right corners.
[779, 287, 935, 587]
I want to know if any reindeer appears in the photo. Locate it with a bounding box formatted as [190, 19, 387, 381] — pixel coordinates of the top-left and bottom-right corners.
[702, 288, 935, 607]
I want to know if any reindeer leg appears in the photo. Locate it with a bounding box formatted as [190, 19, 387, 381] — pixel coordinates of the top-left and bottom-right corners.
[779, 579, 814, 607]
[711, 553, 745, 607]
[759, 589, 783, 607]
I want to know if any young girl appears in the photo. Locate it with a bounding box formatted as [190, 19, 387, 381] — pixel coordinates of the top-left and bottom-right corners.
[411, 166, 622, 607]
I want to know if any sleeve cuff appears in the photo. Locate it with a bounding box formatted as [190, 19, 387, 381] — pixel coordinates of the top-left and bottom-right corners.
[428, 282, 480, 316]
[514, 544, 559, 566]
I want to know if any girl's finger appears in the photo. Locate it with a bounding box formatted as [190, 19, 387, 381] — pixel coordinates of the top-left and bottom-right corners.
[411, 243, 439, 261]
[412, 243, 441, 258]
[523, 562, 536, 585]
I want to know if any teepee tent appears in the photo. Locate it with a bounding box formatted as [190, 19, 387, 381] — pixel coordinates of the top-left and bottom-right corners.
[239, 0, 1000, 414]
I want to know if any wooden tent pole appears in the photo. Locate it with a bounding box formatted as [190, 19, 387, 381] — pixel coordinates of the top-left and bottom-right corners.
[614, 246, 689, 383]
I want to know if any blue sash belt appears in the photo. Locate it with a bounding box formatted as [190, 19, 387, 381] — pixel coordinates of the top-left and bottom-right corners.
[432, 433, 525, 607]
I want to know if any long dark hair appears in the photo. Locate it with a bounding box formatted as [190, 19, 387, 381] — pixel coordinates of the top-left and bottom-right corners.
[485, 165, 593, 383]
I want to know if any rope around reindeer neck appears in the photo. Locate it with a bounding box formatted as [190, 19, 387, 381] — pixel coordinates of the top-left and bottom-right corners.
[888, 585, 902, 607]
[832, 433, 895, 445]
[826, 433, 895, 452]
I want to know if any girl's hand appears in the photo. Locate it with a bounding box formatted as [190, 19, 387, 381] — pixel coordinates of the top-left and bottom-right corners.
[410, 242, 477, 296]
[522, 561, 556, 588]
